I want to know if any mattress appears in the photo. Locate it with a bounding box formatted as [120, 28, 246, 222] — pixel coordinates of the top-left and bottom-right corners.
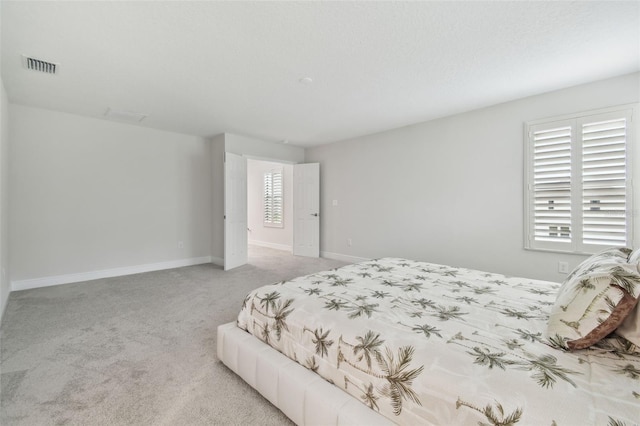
[217, 322, 392, 425]
[234, 258, 640, 425]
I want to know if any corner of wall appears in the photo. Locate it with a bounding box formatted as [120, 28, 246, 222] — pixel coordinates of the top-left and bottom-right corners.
[0, 77, 11, 327]
[211, 134, 226, 261]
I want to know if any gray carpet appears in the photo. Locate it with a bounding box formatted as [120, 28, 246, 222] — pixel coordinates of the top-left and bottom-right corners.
[0, 246, 347, 425]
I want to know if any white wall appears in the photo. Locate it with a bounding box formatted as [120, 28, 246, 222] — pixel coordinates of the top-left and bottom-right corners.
[306, 72, 640, 282]
[0, 78, 10, 325]
[247, 159, 293, 251]
[10, 105, 212, 287]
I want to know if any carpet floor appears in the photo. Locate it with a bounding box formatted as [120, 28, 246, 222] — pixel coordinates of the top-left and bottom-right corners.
[0, 246, 347, 425]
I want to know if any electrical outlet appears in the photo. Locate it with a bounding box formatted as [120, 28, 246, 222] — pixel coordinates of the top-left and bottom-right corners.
[558, 261, 569, 274]
[347, 238, 352, 247]
[178, 241, 184, 249]
[332, 200, 338, 206]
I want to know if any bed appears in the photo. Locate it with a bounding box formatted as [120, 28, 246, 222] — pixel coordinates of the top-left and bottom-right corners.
[217, 251, 640, 425]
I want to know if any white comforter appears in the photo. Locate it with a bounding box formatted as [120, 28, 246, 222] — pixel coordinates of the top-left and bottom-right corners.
[237, 258, 640, 425]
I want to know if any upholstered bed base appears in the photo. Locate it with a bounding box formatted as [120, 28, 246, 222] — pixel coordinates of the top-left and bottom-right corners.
[217, 322, 392, 426]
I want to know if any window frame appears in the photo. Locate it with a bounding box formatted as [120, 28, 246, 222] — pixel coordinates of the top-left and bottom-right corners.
[524, 104, 636, 254]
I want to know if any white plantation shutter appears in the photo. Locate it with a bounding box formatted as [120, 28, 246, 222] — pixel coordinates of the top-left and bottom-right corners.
[264, 170, 283, 227]
[580, 114, 629, 247]
[531, 122, 573, 246]
[525, 106, 634, 253]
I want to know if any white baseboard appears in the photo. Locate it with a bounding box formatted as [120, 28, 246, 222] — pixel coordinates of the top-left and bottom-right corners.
[211, 256, 224, 267]
[320, 251, 370, 264]
[11, 256, 214, 292]
[248, 240, 292, 252]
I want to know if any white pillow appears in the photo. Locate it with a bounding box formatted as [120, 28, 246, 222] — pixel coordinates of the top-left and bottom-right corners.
[546, 247, 639, 350]
[615, 248, 640, 347]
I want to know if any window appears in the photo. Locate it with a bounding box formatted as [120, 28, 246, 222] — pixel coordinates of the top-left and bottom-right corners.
[525, 106, 635, 254]
[264, 169, 283, 227]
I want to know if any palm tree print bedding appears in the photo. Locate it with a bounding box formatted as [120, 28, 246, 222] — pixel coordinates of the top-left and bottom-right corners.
[237, 258, 639, 425]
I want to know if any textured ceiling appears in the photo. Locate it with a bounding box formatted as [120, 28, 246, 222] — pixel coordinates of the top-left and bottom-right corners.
[1, 1, 639, 147]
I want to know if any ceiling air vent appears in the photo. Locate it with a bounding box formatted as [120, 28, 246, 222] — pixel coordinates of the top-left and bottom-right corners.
[104, 108, 148, 123]
[22, 55, 58, 74]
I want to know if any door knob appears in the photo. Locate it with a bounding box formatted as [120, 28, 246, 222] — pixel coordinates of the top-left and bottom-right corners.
[311, 213, 318, 217]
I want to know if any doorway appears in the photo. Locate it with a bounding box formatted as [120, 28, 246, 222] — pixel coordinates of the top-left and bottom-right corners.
[223, 154, 320, 270]
[246, 159, 294, 252]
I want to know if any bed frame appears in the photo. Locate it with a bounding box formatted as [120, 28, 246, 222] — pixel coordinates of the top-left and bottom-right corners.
[217, 322, 392, 426]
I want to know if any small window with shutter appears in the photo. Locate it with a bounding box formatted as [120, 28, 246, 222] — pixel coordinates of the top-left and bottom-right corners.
[264, 169, 284, 228]
[525, 105, 635, 254]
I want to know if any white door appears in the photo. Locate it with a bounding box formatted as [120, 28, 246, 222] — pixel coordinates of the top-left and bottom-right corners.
[293, 163, 320, 257]
[224, 152, 248, 270]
